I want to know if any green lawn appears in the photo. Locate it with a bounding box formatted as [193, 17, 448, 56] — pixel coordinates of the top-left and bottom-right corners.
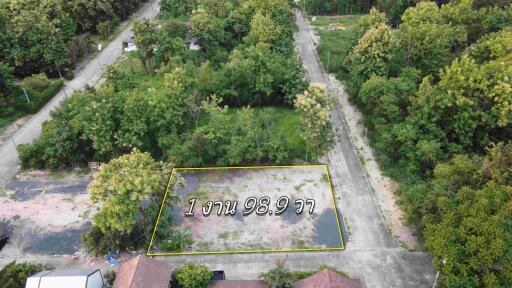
[311, 15, 361, 27]
[312, 15, 361, 79]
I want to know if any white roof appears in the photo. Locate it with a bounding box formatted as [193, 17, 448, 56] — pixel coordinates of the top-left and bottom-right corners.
[26, 269, 104, 288]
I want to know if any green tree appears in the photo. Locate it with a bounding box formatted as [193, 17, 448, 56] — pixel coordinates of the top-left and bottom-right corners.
[355, 7, 388, 38]
[400, 1, 468, 75]
[345, 23, 398, 94]
[190, 8, 228, 60]
[63, 0, 114, 32]
[423, 143, 512, 287]
[294, 84, 334, 160]
[161, 0, 198, 18]
[247, 11, 281, 45]
[0, 62, 15, 94]
[88, 149, 166, 234]
[96, 20, 111, 40]
[133, 19, 159, 72]
[175, 263, 213, 288]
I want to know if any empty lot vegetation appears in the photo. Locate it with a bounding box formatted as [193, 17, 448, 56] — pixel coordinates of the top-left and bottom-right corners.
[315, 0, 512, 286]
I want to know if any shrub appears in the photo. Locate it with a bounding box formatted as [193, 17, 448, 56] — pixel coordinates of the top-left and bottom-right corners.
[64, 69, 74, 80]
[81, 225, 145, 257]
[174, 263, 212, 288]
[111, 17, 121, 29]
[0, 262, 54, 288]
[97, 21, 111, 40]
[22, 73, 51, 91]
[0, 62, 15, 94]
[260, 261, 294, 288]
[103, 271, 116, 287]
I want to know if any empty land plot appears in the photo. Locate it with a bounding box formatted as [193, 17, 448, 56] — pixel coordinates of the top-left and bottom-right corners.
[148, 165, 344, 255]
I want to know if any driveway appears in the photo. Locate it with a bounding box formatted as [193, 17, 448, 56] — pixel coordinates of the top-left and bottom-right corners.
[0, 0, 160, 186]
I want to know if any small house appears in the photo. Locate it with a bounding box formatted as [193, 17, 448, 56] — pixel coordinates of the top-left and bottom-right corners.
[185, 36, 201, 51]
[25, 269, 105, 288]
[123, 36, 138, 52]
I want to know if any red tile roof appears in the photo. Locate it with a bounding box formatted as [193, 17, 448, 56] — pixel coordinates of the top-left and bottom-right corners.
[294, 269, 363, 288]
[208, 280, 268, 288]
[113, 255, 172, 288]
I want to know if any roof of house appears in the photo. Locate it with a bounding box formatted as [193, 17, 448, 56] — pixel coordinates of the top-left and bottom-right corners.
[113, 255, 172, 288]
[294, 269, 363, 288]
[208, 280, 268, 288]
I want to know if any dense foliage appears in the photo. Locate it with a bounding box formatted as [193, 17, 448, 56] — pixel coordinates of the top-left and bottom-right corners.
[261, 261, 294, 288]
[19, 0, 315, 170]
[174, 263, 213, 288]
[321, 0, 512, 286]
[82, 150, 172, 255]
[0, 0, 145, 77]
[0, 262, 54, 288]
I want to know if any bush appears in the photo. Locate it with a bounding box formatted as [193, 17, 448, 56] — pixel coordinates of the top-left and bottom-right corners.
[103, 271, 116, 287]
[97, 21, 112, 40]
[22, 73, 51, 91]
[0, 262, 54, 288]
[64, 69, 74, 80]
[174, 263, 212, 288]
[111, 17, 121, 29]
[0, 62, 15, 94]
[260, 261, 294, 288]
[19, 119, 85, 169]
[81, 225, 145, 257]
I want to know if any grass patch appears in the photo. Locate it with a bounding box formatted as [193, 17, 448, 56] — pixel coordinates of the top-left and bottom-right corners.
[187, 190, 209, 202]
[311, 15, 361, 27]
[316, 29, 357, 77]
[312, 15, 360, 78]
[321, 173, 329, 183]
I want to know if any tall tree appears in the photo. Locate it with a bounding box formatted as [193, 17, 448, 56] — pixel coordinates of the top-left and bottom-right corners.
[133, 19, 159, 72]
[294, 84, 334, 160]
[88, 149, 167, 234]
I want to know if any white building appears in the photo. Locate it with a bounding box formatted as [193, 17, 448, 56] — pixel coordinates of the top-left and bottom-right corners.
[26, 269, 105, 288]
[123, 36, 138, 52]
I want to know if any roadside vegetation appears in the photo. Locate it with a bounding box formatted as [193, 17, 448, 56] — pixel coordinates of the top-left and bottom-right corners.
[315, 1, 512, 286]
[0, 0, 148, 128]
[15, 0, 335, 256]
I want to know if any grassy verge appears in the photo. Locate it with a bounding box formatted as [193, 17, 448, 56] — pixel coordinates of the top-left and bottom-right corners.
[312, 15, 360, 78]
[311, 15, 361, 27]
[0, 80, 63, 129]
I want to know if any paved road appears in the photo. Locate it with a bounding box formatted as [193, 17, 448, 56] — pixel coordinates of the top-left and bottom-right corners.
[0, 0, 160, 186]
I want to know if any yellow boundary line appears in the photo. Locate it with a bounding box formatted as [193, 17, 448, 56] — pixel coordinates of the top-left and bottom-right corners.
[147, 164, 345, 256]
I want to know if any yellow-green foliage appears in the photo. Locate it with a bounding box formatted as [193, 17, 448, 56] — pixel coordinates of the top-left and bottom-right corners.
[88, 149, 167, 233]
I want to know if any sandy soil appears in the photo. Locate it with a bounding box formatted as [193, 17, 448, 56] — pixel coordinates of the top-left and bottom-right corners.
[151, 166, 344, 253]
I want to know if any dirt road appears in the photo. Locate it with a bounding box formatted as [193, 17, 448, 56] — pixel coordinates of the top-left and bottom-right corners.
[0, 0, 160, 186]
